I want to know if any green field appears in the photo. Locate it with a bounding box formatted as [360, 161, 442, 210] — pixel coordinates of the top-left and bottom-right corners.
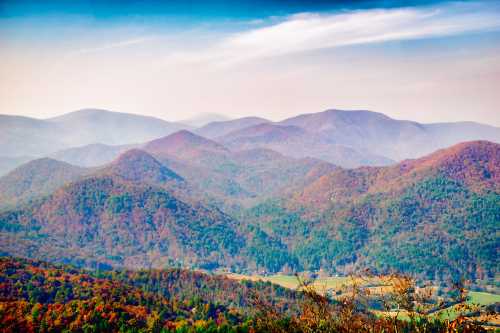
[468, 291, 500, 305]
[225, 273, 350, 290]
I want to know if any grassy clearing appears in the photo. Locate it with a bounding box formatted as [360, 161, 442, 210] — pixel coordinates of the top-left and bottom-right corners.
[468, 291, 500, 305]
[225, 273, 350, 290]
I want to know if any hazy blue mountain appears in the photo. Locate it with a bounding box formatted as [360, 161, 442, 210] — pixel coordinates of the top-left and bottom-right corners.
[0, 155, 35, 177]
[50, 143, 137, 167]
[179, 112, 232, 127]
[217, 123, 394, 168]
[0, 115, 67, 157]
[278, 109, 500, 161]
[0, 109, 189, 158]
[195, 116, 271, 138]
[47, 109, 189, 147]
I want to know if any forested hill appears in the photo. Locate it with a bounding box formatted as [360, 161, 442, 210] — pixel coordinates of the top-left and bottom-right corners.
[243, 141, 500, 280]
[0, 256, 300, 332]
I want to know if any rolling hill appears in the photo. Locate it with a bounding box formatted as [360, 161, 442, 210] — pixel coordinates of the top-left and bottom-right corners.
[0, 256, 301, 332]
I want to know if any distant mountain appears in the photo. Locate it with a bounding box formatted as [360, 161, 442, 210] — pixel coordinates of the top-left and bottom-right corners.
[244, 141, 499, 278]
[278, 109, 500, 161]
[47, 108, 189, 147]
[144, 130, 229, 160]
[195, 116, 271, 138]
[0, 109, 189, 158]
[180, 112, 232, 127]
[142, 130, 338, 206]
[0, 158, 89, 209]
[0, 115, 66, 157]
[218, 123, 394, 168]
[50, 143, 136, 167]
[0, 155, 34, 177]
[101, 149, 183, 184]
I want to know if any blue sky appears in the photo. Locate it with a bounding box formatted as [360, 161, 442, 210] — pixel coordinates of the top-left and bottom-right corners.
[1, 0, 500, 125]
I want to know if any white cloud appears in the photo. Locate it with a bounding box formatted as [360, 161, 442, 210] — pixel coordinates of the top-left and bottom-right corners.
[70, 36, 156, 55]
[169, 1, 500, 67]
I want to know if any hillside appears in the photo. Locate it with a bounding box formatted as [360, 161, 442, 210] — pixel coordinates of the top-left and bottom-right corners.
[0, 155, 34, 177]
[0, 158, 89, 210]
[101, 149, 184, 185]
[0, 170, 245, 270]
[243, 141, 500, 279]
[0, 256, 301, 332]
[143, 131, 338, 206]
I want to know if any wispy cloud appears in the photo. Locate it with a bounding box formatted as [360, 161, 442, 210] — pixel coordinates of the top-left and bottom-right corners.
[169, 1, 500, 67]
[70, 36, 155, 55]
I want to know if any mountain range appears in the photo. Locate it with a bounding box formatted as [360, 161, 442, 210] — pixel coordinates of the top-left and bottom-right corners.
[1, 108, 498, 175]
[0, 132, 498, 280]
[0, 108, 499, 280]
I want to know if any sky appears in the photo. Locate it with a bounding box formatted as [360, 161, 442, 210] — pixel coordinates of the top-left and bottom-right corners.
[1, 0, 500, 125]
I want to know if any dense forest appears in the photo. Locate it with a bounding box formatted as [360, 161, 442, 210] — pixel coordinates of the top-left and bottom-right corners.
[0, 257, 495, 332]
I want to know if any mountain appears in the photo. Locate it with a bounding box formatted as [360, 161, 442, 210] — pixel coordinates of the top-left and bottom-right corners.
[218, 123, 394, 168]
[50, 143, 136, 167]
[243, 141, 499, 279]
[0, 115, 66, 157]
[179, 112, 232, 127]
[0, 151, 245, 270]
[292, 140, 499, 210]
[1, 141, 498, 279]
[142, 131, 337, 206]
[144, 130, 230, 160]
[47, 108, 189, 147]
[101, 149, 183, 184]
[0, 155, 34, 177]
[0, 109, 189, 158]
[278, 109, 500, 161]
[207, 109, 500, 167]
[195, 116, 271, 138]
[0, 158, 89, 210]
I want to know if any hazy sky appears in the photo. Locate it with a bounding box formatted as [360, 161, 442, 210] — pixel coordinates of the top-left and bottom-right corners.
[1, 0, 500, 125]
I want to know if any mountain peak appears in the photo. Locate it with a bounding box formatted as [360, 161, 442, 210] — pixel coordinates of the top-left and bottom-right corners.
[106, 149, 183, 183]
[144, 130, 229, 156]
[403, 140, 499, 186]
